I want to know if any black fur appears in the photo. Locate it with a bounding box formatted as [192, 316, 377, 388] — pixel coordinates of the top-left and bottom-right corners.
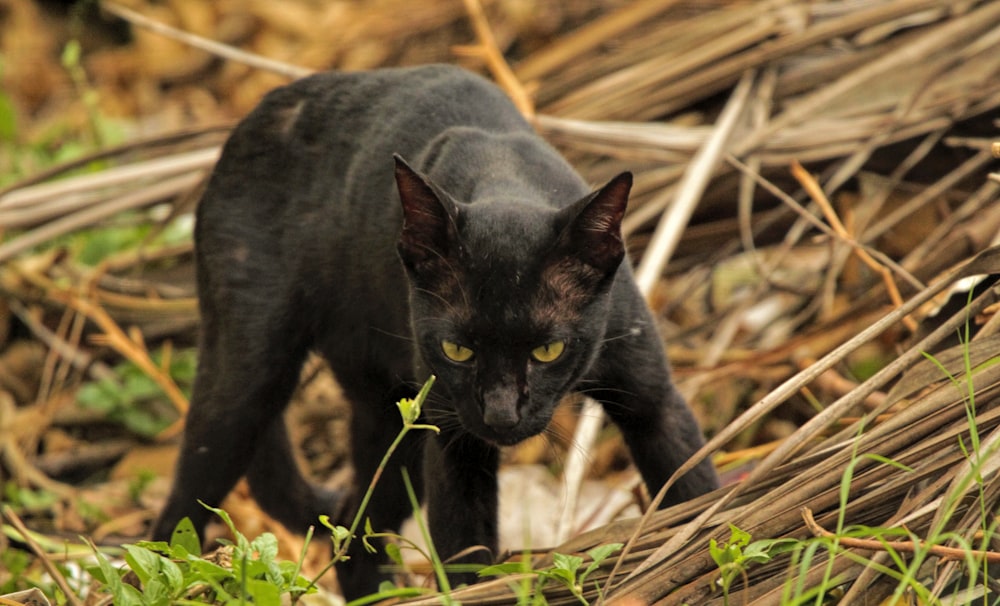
[152, 64, 718, 599]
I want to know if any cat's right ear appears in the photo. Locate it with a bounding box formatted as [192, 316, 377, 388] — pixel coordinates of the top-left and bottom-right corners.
[555, 171, 631, 275]
[394, 154, 456, 273]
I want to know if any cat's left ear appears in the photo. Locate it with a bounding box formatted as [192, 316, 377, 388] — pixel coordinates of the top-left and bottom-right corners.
[394, 154, 459, 274]
[558, 172, 632, 275]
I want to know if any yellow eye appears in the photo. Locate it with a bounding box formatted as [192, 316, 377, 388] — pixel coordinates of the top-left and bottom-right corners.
[531, 340, 565, 363]
[441, 340, 474, 363]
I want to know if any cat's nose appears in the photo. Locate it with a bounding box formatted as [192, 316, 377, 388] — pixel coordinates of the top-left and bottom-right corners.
[481, 386, 520, 429]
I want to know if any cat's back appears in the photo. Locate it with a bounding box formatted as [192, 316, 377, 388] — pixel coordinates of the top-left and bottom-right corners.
[216, 65, 530, 178]
[197, 65, 533, 236]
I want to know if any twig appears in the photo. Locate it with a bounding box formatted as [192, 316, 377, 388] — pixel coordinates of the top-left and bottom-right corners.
[0, 173, 204, 265]
[456, 0, 534, 118]
[554, 398, 603, 544]
[633, 70, 755, 294]
[727, 154, 925, 292]
[0, 126, 230, 199]
[100, 1, 312, 80]
[0, 147, 218, 214]
[747, 1, 1000, 149]
[1, 505, 84, 606]
[515, 0, 683, 82]
[0, 392, 77, 499]
[789, 160, 917, 332]
[864, 148, 996, 242]
[801, 507, 1000, 563]
[54, 294, 189, 437]
[0, 432, 77, 499]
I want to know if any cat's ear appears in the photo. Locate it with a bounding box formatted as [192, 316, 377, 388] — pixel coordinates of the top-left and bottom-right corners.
[394, 154, 458, 273]
[557, 172, 632, 275]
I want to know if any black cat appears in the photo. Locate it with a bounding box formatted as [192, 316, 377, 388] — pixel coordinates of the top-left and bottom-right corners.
[152, 64, 718, 599]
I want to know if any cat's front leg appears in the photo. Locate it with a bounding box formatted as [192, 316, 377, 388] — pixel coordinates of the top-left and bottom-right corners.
[590, 310, 719, 506]
[422, 428, 500, 587]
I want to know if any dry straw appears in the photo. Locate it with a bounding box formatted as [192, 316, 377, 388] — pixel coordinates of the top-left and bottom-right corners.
[2, 0, 1000, 603]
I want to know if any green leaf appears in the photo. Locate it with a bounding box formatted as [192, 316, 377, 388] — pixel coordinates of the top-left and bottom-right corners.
[250, 532, 279, 563]
[317, 514, 334, 530]
[397, 375, 436, 424]
[0, 90, 17, 141]
[323, 517, 351, 552]
[709, 537, 734, 567]
[548, 552, 584, 590]
[362, 518, 378, 553]
[729, 524, 752, 548]
[116, 583, 146, 606]
[61, 39, 82, 70]
[586, 542, 623, 564]
[143, 577, 170, 606]
[76, 379, 119, 412]
[332, 525, 351, 543]
[552, 552, 583, 573]
[396, 397, 418, 424]
[202, 502, 239, 540]
[385, 542, 404, 565]
[581, 542, 623, 581]
[478, 562, 526, 577]
[187, 556, 231, 581]
[544, 566, 577, 587]
[124, 544, 160, 585]
[169, 516, 202, 555]
[90, 545, 144, 606]
[160, 556, 184, 594]
[243, 578, 281, 606]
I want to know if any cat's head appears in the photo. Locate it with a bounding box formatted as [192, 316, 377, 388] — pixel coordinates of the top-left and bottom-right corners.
[394, 155, 632, 445]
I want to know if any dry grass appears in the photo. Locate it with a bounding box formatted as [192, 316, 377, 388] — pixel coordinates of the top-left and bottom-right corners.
[2, 0, 1000, 603]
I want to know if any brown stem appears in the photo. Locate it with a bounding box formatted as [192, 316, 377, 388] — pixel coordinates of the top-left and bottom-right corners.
[802, 507, 1000, 563]
[458, 0, 534, 118]
[790, 160, 917, 332]
[2, 505, 85, 606]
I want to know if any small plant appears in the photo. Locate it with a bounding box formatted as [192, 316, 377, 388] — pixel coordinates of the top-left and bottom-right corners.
[3, 482, 58, 514]
[76, 347, 196, 438]
[778, 298, 1000, 606]
[312, 376, 443, 604]
[0, 39, 126, 187]
[84, 376, 442, 606]
[319, 374, 628, 606]
[479, 542, 624, 605]
[89, 511, 314, 606]
[318, 375, 440, 562]
[709, 524, 798, 605]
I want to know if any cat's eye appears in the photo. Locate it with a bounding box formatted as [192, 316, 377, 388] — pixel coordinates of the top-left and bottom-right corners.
[441, 340, 474, 363]
[531, 340, 565, 363]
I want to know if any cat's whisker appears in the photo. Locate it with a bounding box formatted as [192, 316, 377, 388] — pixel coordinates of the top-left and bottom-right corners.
[598, 330, 640, 344]
[574, 407, 615, 420]
[369, 326, 415, 343]
[591, 399, 638, 416]
[575, 383, 639, 400]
